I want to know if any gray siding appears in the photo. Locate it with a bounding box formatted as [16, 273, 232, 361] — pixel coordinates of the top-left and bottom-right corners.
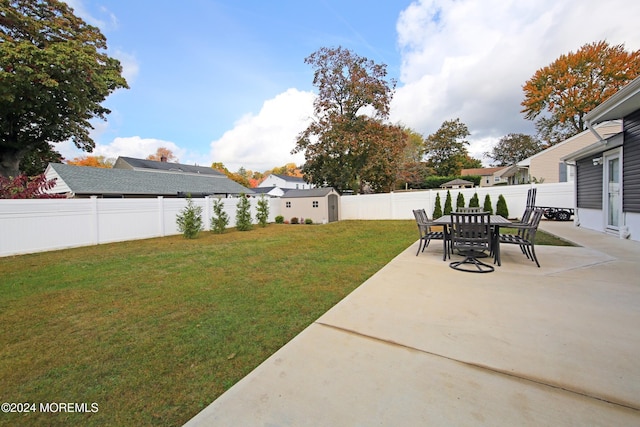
[623, 110, 640, 213]
[576, 158, 602, 209]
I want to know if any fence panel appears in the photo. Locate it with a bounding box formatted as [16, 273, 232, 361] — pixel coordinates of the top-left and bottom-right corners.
[0, 183, 574, 257]
[342, 183, 574, 220]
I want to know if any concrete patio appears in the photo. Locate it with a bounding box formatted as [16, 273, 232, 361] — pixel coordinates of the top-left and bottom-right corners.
[185, 221, 640, 426]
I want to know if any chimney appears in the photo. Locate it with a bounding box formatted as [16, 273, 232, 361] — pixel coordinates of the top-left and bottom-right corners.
[160, 155, 167, 162]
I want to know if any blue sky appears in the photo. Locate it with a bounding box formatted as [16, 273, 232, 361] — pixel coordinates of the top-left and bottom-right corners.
[61, 0, 640, 172]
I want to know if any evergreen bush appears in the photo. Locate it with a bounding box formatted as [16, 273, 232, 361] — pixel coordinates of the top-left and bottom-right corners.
[305, 218, 313, 224]
[456, 192, 465, 210]
[444, 190, 453, 215]
[275, 215, 284, 224]
[235, 194, 253, 231]
[469, 192, 480, 207]
[496, 194, 509, 218]
[433, 193, 443, 218]
[210, 198, 229, 234]
[255, 195, 270, 227]
[176, 196, 203, 239]
[483, 194, 493, 214]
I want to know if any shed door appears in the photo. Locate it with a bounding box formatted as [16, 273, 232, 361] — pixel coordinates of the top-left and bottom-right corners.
[328, 194, 338, 222]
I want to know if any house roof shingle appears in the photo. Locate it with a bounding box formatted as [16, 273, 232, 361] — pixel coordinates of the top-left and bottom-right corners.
[114, 156, 226, 176]
[47, 163, 253, 196]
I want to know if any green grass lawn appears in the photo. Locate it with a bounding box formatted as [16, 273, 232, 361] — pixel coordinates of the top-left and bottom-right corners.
[0, 220, 572, 426]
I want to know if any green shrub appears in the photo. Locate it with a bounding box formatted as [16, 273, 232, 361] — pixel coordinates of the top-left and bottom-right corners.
[456, 192, 465, 210]
[496, 194, 509, 218]
[210, 198, 229, 234]
[275, 215, 284, 224]
[235, 194, 253, 231]
[291, 217, 299, 224]
[444, 190, 453, 215]
[483, 194, 493, 214]
[255, 195, 270, 227]
[433, 193, 443, 218]
[176, 196, 203, 239]
[469, 192, 479, 207]
[305, 218, 313, 224]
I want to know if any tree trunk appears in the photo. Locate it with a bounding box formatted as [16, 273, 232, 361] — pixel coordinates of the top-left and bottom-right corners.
[0, 147, 28, 178]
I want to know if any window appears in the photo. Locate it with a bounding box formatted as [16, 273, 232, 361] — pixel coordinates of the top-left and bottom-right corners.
[494, 176, 500, 182]
[312, 201, 319, 208]
[286, 201, 291, 208]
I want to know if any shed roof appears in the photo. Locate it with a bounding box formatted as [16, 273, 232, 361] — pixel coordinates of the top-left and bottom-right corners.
[46, 163, 252, 196]
[440, 179, 474, 188]
[281, 188, 337, 198]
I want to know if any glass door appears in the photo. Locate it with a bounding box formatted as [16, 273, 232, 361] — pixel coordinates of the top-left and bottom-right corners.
[605, 151, 621, 230]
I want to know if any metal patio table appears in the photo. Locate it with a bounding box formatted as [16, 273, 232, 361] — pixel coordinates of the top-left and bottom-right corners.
[433, 214, 512, 264]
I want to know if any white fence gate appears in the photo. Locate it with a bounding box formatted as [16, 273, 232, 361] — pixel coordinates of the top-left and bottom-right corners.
[0, 183, 574, 257]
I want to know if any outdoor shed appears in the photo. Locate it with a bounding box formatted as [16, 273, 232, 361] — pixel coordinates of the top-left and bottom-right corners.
[280, 188, 340, 224]
[440, 178, 474, 189]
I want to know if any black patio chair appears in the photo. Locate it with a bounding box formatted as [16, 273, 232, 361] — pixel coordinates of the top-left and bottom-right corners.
[412, 209, 448, 257]
[512, 188, 537, 226]
[449, 212, 494, 273]
[497, 208, 544, 267]
[455, 207, 483, 213]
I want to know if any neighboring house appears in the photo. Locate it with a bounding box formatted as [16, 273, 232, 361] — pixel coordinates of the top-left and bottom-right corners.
[259, 174, 313, 190]
[461, 167, 511, 187]
[518, 121, 622, 183]
[250, 187, 285, 198]
[113, 156, 221, 176]
[563, 76, 640, 241]
[280, 188, 340, 224]
[440, 178, 474, 189]
[45, 163, 253, 198]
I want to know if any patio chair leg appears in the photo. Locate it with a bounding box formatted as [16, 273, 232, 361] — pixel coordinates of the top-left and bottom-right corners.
[530, 245, 540, 268]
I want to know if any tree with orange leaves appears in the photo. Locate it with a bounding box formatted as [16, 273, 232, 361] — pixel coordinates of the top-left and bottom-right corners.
[521, 41, 640, 145]
[147, 147, 178, 162]
[67, 156, 114, 168]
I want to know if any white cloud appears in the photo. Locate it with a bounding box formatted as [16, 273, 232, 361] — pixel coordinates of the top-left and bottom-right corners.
[390, 0, 640, 162]
[113, 50, 140, 84]
[209, 88, 316, 172]
[57, 136, 186, 163]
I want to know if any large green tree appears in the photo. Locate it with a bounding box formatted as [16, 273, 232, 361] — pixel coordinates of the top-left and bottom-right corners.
[293, 46, 406, 193]
[485, 133, 543, 166]
[423, 118, 481, 176]
[521, 41, 640, 146]
[0, 0, 128, 177]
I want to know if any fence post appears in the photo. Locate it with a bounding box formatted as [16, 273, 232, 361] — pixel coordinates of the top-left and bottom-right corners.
[90, 196, 99, 244]
[158, 196, 165, 237]
[204, 196, 211, 231]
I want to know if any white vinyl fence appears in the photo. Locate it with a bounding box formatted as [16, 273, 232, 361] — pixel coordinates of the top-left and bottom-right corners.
[340, 182, 574, 220]
[0, 196, 280, 257]
[0, 182, 574, 257]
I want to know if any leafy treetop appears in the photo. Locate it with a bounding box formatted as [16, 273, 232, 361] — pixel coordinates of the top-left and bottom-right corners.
[293, 46, 406, 193]
[521, 40, 640, 145]
[0, 0, 129, 177]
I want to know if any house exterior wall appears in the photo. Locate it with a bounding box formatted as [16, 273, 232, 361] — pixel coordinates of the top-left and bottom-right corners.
[259, 175, 311, 190]
[576, 158, 603, 209]
[623, 110, 640, 213]
[572, 116, 640, 241]
[529, 122, 621, 183]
